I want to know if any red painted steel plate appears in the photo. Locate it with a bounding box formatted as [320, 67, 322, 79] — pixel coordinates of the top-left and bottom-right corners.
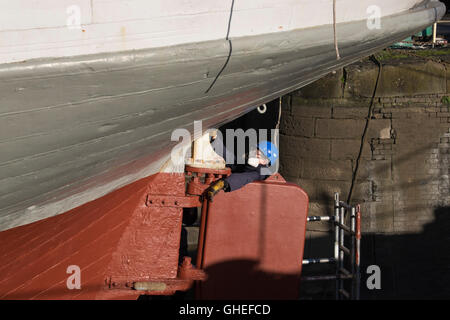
[198, 176, 309, 299]
[0, 173, 185, 300]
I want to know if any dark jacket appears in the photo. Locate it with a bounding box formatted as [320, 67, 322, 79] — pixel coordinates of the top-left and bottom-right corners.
[224, 164, 269, 192]
[210, 134, 270, 192]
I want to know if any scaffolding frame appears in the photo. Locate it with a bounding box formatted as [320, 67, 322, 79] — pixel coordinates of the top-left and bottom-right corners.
[301, 193, 361, 300]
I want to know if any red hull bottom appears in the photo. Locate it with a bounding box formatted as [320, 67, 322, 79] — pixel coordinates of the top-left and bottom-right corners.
[0, 171, 309, 300]
[0, 173, 186, 300]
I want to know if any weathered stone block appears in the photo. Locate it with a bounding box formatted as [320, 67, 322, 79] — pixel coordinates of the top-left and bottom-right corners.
[332, 106, 369, 119]
[293, 178, 351, 202]
[393, 158, 432, 181]
[371, 179, 395, 197]
[360, 201, 394, 233]
[425, 107, 441, 113]
[316, 118, 391, 139]
[345, 59, 446, 98]
[369, 119, 392, 139]
[358, 159, 392, 180]
[392, 116, 442, 148]
[331, 139, 372, 160]
[391, 111, 412, 119]
[301, 158, 352, 180]
[371, 180, 395, 202]
[372, 155, 386, 160]
[398, 215, 428, 233]
[352, 180, 373, 201]
[308, 201, 335, 217]
[291, 99, 332, 118]
[279, 155, 302, 178]
[296, 69, 344, 99]
[279, 134, 330, 159]
[378, 149, 394, 155]
[282, 175, 298, 184]
[363, 217, 395, 234]
[281, 95, 292, 115]
[446, 63, 450, 94]
[343, 63, 379, 98]
[280, 115, 315, 137]
[316, 119, 365, 138]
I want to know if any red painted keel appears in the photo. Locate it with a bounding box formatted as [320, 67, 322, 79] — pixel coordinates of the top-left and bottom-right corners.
[0, 173, 186, 300]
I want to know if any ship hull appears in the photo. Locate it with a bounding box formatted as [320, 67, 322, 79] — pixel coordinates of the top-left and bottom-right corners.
[0, 0, 446, 231]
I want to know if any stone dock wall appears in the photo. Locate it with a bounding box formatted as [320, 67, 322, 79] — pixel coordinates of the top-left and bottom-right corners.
[280, 56, 450, 234]
[278, 55, 450, 298]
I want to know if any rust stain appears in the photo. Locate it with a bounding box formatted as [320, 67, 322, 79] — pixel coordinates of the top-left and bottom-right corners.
[120, 26, 127, 50]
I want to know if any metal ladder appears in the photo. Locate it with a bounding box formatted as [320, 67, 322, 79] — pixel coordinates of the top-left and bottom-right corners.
[301, 193, 361, 300]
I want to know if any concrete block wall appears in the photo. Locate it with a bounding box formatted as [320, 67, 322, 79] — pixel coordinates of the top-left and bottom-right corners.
[280, 57, 450, 235]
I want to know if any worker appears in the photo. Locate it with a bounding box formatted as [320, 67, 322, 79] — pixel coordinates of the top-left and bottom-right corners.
[178, 134, 278, 266]
[205, 139, 279, 201]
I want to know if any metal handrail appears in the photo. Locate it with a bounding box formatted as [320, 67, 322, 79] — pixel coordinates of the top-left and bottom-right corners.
[301, 192, 361, 300]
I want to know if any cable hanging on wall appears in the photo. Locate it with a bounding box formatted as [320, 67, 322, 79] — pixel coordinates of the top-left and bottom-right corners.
[347, 55, 383, 205]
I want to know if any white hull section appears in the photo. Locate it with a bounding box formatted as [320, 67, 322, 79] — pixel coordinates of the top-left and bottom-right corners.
[0, 0, 434, 64]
